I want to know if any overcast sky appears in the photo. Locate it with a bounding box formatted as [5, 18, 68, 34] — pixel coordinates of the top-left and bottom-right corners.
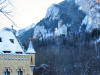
[0, 0, 63, 30]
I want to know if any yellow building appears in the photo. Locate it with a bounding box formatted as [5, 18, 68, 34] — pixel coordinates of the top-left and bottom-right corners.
[96, 0, 100, 3]
[0, 28, 36, 75]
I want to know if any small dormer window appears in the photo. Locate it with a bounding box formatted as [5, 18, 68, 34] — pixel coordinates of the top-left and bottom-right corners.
[3, 51, 11, 53]
[0, 37, 2, 42]
[16, 52, 22, 54]
[10, 39, 14, 43]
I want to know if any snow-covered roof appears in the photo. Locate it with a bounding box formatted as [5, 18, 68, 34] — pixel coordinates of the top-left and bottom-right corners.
[0, 28, 24, 54]
[26, 40, 36, 54]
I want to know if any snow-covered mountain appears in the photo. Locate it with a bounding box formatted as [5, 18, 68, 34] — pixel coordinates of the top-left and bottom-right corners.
[16, 23, 35, 36]
[17, 0, 100, 42]
[76, 0, 100, 32]
[33, 1, 85, 38]
[17, 23, 35, 43]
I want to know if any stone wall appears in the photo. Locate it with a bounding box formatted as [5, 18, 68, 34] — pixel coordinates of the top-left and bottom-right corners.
[96, 0, 100, 3]
[0, 54, 35, 75]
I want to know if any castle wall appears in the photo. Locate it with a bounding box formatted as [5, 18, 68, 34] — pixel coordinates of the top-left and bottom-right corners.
[0, 54, 35, 75]
[96, 0, 100, 3]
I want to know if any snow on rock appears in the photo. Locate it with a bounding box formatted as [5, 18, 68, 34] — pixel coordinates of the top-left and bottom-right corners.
[83, 5, 100, 32]
[45, 4, 60, 20]
[55, 25, 67, 36]
[19, 1, 85, 41]
[75, 0, 96, 13]
[33, 4, 61, 39]
[16, 23, 35, 36]
[34, 19, 68, 38]
[77, 0, 100, 32]
[75, 0, 91, 13]
[34, 25, 47, 38]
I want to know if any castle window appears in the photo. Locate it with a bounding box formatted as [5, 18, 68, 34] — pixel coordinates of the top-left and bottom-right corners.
[4, 69, 10, 75]
[3, 51, 11, 53]
[16, 52, 22, 54]
[10, 39, 14, 43]
[0, 37, 2, 42]
[18, 69, 23, 75]
[31, 56, 33, 65]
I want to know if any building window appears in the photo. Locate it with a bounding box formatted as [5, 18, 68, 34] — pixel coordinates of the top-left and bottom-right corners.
[10, 39, 14, 43]
[4, 69, 10, 75]
[3, 51, 11, 53]
[18, 69, 23, 75]
[16, 52, 22, 54]
[31, 56, 33, 65]
[0, 37, 2, 42]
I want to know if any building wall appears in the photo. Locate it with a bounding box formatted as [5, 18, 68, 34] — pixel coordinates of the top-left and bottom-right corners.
[0, 54, 35, 75]
[96, 0, 100, 3]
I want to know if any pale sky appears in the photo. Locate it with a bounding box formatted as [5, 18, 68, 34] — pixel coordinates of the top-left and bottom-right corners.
[0, 0, 63, 30]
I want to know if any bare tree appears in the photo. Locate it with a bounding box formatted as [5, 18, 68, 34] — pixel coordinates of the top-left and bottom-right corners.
[0, 0, 18, 27]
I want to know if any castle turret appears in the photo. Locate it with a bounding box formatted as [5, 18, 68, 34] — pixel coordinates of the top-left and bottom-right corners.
[26, 40, 36, 75]
[26, 40, 36, 54]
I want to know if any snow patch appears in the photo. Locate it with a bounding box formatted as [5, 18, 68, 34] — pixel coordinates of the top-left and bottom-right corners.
[16, 24, 35, 36]
[45, 4, 60, 20]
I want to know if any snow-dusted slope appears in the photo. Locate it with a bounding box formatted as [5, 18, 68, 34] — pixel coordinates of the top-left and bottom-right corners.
[17, 0, 100, 41]
[45, 4, 60, 20]
[75, 0, 100, 32]
[16, 23, 35, 36]
[17, 0, 86, 42]
[18, 0, 100, 42]
[17, 24, 35, 43]
[33, 1, 85, 38]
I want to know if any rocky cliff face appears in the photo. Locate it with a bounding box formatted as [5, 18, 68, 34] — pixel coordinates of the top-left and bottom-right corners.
[17, 24, 35, 43]
[17, 0, 100, 41]
[17, 0, 86, 42]
[76, 0, 100, 32]
[33, 1, 85, 38]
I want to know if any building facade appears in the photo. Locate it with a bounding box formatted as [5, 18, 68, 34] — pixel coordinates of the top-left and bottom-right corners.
[96, 0, 100, 3]
[0, 28, 36, 75]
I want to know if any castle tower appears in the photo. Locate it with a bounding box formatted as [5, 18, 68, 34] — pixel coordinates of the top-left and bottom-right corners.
[26, 40, 36, 54]
[26, 40, 36, 74]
